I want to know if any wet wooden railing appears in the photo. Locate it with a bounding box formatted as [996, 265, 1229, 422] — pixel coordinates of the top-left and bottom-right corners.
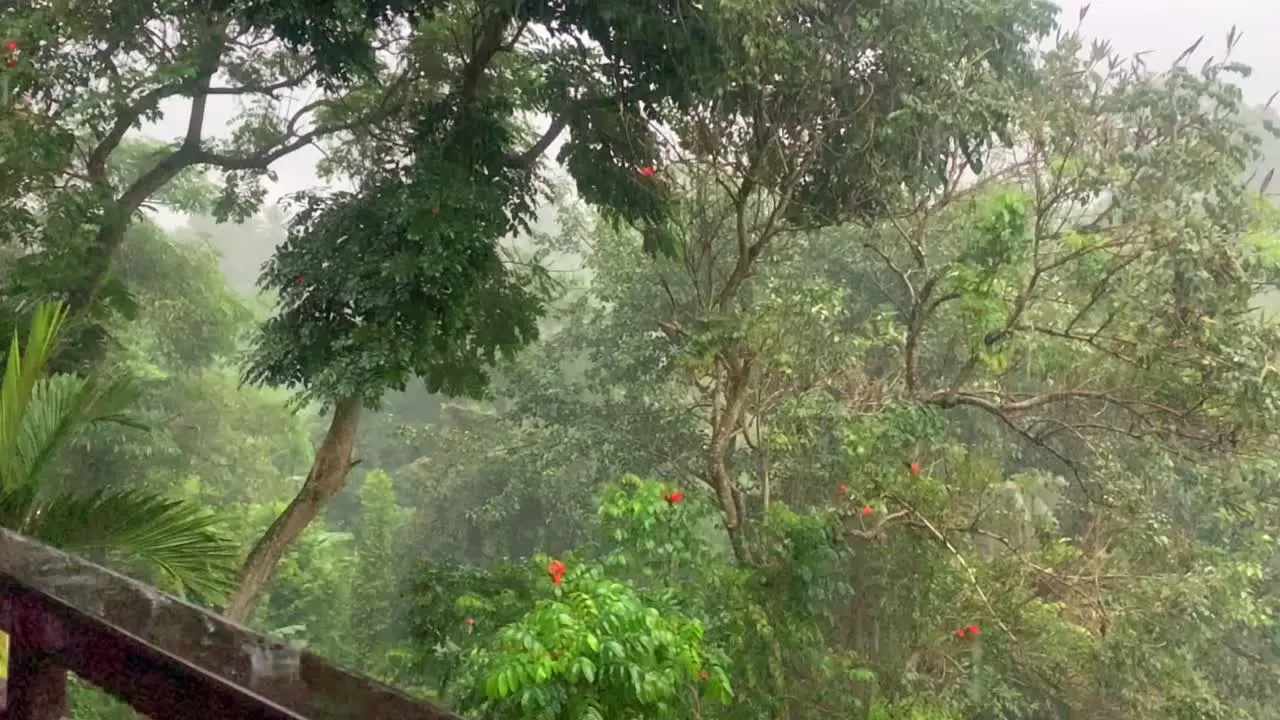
[0, 528, 463, 720]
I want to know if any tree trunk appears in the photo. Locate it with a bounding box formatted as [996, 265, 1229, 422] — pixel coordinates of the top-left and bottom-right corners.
[708, 354, 753, 565]
[222, 396, 363, 623]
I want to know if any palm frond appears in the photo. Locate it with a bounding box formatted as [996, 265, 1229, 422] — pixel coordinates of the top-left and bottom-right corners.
[24, 489, 240, 603]
[0, 303, 68, 486]
[0, 300, 237, 604]
[13, 375, 87, 501]
[0, 483, 39, 538]
[18, 373, 145, 495]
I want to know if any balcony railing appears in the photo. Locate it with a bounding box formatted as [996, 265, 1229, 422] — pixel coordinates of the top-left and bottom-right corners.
[0, 528, 463, 720]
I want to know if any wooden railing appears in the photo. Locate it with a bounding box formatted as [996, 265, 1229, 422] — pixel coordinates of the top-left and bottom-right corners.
[0, 528, 463, 720]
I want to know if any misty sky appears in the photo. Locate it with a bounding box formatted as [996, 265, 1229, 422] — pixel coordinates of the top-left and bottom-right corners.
[1057, 0, 1277, 101]
[148, 0, 1277, 228]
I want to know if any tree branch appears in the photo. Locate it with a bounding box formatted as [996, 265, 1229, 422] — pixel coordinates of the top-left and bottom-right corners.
[85, 84, 189, 181]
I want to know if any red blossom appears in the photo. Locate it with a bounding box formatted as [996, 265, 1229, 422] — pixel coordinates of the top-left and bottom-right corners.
[547, 559, 566, 585]
[663, 489, 685, 505]
[638, 166, 655, 177]
[837, 483, 849, 497]
[860, 505, 874, 516]
[954, 627, 966, 638]
[909, 462, 920, 474]
[5, 41, 15, 51]
[465, 617, 475, 626]
[966, 624, 980, 636]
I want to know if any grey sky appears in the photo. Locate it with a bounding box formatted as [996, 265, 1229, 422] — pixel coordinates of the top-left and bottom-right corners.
[1057, 0, 1277, 104]
[149, 0, 1275, 229]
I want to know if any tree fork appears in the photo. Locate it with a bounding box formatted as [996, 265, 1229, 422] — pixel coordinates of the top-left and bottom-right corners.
[57, 27, 227, 371]
[222, 395, 363, 623]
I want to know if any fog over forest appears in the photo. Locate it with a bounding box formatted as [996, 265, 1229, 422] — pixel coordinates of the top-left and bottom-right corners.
[6, 0, 1280, 717]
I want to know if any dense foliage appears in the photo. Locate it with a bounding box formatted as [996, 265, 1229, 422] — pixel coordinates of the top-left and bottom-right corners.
[2, 1, 1280, 719]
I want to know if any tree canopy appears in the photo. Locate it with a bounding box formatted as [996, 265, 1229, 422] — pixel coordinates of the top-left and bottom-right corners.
[3, 2, 1280, 719]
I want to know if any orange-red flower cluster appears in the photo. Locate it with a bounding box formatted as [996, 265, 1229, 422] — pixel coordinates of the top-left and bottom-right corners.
[4, 40, 17, 69]
[953, 624, 980, 639]
[547, 559, 566, 585]
[663, 489, 685, 505]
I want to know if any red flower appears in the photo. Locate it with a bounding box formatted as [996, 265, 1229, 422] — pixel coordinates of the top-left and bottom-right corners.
[547, 559, 566, 585]
[861, 505, 874, 516]
[465, 617, 475, 626]
[638, 166, 655, 177]
[663, 489, 685, 505]
[954, 627, 966, 638]
[294, 275, 304, 285]
[5, 41, 15, 52]
[966, 624, 980, 636]
[909, 462, 920, 474]
[837, 483, 849, 497]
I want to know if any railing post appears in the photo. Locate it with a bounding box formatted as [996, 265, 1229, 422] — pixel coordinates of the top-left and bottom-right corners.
[1, 591, 67, 720]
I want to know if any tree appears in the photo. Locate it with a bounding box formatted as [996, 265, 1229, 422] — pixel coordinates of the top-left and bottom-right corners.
[543, 25, 1280, 564]
[348, 469, 415, 671]
[223, 0, 1057, 621]
[52, 220, 314, 506]
[385, 24, 1280, 718]
[0, 301, 239, 600]
[872, 31, 1280, 460]
[0, 0, 418, 367]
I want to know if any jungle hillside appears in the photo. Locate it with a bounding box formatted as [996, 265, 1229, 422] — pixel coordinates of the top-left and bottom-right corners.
[2, 0, 1280, 718]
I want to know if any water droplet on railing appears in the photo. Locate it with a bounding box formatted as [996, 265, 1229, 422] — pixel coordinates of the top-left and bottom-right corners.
[244, 638, 301, 685]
